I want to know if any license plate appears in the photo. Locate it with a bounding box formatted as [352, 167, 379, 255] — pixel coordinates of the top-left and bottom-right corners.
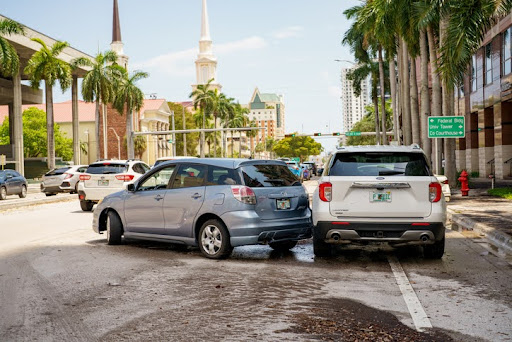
[370, 191, 391, 202]
[98, 180, 109, 186]
[276, 198, 291, 210]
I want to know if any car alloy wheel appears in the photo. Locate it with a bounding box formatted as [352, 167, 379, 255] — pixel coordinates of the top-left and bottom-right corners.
[19, 185, 27, 198]
[198, 219, 233, 259]
[201, 225, 223, 256]
[0, 187, 6, 200]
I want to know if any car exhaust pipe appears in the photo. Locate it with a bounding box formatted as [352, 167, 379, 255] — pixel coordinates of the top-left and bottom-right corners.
[420, 234, 430, 242]
[332, 233, 341, 241]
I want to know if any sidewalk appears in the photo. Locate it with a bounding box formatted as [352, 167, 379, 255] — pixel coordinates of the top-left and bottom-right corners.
[447, 188, 512, 254]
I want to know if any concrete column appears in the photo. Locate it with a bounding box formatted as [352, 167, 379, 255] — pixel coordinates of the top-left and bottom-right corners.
[102, 103, 108, 159]
[72, 75, 80, 165]
[478, 107, 495, 177]
[13, 72, 24, 176]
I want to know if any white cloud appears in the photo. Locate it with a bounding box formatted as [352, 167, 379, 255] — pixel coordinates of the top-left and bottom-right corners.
[133, 36, 267, 77]
[272, 26, 304, 39]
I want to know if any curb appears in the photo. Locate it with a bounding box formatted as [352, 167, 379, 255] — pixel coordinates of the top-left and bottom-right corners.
[447, 208, 512, 254]
[0, 194, 76, 212]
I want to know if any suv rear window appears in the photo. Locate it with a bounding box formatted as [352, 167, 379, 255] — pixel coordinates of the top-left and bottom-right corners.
[240, 164, 301, 187]
[329, 152, 431, 177]
[45, 167, 71, 176]
[86, 163, 128, 174]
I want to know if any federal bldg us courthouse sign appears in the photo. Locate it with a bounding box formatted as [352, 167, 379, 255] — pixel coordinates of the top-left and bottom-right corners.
[428, 116, 465, 138]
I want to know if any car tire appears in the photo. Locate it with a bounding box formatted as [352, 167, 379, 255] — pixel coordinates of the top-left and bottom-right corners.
[313, 234, 332, 257]
[73, 182, 79, 194]
[0, 186, 6, 200]
[106, 211, 123, 245]
[19, 185, 27, 198]
[424, 237, 445, 259]
[80, 200, 94, 212]
[45, 193, 56, 197]
[198, 219, 233, 259]
[269, 240, 297, 251]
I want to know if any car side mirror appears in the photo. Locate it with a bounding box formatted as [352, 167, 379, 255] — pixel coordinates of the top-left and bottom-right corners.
[127, 183, 136, 192]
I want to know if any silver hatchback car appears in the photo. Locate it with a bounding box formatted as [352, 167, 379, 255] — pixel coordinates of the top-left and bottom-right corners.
[93, 159, 312, 259]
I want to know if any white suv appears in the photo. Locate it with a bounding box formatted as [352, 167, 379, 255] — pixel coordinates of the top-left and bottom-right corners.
[77, 160, 150, 211]
[312, 145, 446, 258]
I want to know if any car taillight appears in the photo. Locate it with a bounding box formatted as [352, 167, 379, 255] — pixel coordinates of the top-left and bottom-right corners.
[429, 182, 442, 202]
[115, 174, 135, 181]
[319, 182, 332, 202]
[231, 185, 257, 205]
[63, 173, 73, 179]
[79, 175, 91, 181]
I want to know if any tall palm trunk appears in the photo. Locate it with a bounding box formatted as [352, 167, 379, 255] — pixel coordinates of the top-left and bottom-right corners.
[427, 25, 443, 173]
[397, 43, 403, 145]
[45, 82, 55, 170]
[239, 132, 242, 157]
[372, 82, 381, 145]
[419, 29, 432, 164]
[126, 108, 134, 159]
[410, 57, 421, 144]
[389, 56, 398, 144]
[401, 40, 412, 145]
[95, 99, 101, 162]
[200, 110, 205, 158]
[378, 47, 387, 145]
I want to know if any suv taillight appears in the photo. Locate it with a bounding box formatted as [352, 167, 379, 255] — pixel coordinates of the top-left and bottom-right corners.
[115, 174, 135, 182]
[231, 186, 257, 205]
[429, 182, 442, 202]
[79, 175, 91, 181]
[319, 182, 332, 202]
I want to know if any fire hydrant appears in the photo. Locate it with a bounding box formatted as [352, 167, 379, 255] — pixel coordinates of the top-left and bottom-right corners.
[459, 170, 470, 196]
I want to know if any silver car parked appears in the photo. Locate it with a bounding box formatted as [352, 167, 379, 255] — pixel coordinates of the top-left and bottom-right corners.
[41, 165, 88, 196]
[93, 159, 312, 259]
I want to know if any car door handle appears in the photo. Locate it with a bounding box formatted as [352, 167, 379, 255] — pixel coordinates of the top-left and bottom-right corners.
[191, 193, 202, 199]
[154, 195, 164, 201]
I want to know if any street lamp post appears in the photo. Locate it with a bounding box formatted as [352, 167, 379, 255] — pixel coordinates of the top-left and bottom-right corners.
[182, 102, 193, 156]
[171, 111, 176, 157]
[109, 127, 121, 160]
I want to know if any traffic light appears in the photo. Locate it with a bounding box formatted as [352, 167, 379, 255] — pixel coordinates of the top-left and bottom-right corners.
[285, 133, 296, 138]
[314, 133, 322, 136]
[332, 132, 341, 136]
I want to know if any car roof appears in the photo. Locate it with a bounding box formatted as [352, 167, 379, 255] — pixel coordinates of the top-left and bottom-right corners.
[89, 160, 146, 166]
[156, 156, 198, 161]
[156, 158, 287, 169]
[335, 144, 425, 153]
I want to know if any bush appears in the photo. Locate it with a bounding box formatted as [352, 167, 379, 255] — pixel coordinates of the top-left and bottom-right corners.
[487, 188, 512, 200]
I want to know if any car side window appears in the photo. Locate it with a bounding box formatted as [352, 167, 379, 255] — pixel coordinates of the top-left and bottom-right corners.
[171, 164, 206, 189]
[141, 163, 150, 173]
[138, 165, 176, 191]
[206, 166, 239, 186]
[132, 163, 145, 174]
[77, 167, 87, 173]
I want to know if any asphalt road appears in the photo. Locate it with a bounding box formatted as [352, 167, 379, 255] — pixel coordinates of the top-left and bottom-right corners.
[1, 193, 511, 341]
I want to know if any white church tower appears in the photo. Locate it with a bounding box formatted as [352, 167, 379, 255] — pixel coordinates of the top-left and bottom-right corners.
[192, 0, 221, 92]
[111, 0, 129, 70]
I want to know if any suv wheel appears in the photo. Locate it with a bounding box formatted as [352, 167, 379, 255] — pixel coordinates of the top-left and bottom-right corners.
[80, 200, 94, 212]
[313, 234, 333, 257]
[0, 187, 6, 200]
[106, 211, 123, 245]
[198, 219, 233, 259]
[424, 237, 445, 259]
[269, 240, 297, 251]
[19, 185, 27, 198]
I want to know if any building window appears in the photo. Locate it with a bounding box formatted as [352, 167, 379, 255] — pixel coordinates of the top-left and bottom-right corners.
[471, 54, 477, 92]
[485, 43, 492, 85]
[503, 27, 512, 75]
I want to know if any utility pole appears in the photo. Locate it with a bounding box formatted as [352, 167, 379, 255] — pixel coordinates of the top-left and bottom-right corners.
[182, 105, 187, 156]
[171, 111, 176, 157]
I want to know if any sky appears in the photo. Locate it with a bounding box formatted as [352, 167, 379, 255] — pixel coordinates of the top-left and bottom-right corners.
[2, 0, 359, 155]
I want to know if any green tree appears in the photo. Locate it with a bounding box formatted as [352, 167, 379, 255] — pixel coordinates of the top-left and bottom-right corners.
[0, 107, 72, 160]
[347, 101, 393, 146]
[190, 78, 215, 157]
[167, 102, 200, 156]
[24, 39, 72, 170]
[113, 70, 148, 159]
[273, 135, 323, 162]
[0, 18, 24, 77]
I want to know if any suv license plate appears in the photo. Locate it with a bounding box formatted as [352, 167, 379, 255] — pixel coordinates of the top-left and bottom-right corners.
[98, 180, 109, 186]
[276, 198, 291, 210]
[370, 191, 391, 202]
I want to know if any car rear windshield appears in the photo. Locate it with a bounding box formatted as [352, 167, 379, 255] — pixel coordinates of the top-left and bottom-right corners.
[329, 152, 431, 177]
[240, 164, 301, 187]
[86, 163, 128, 174]
[45, 167, 71, 176]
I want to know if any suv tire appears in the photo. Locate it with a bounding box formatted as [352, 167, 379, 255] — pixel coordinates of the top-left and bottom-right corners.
[19, 185, 27, 198]
[313, 234, 332, 257]
[424, 237, 445, 259]
[269, 240, 297, 251]
[106, 211, 123, 245]
[198, 219, 233, 259]
[80, 200, 94, 212]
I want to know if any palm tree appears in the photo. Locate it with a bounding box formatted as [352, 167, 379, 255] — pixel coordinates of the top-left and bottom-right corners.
[24, 39, 72, 170]
[76, 51, 119, 161]
[230, 103, 248, 158]
[245, 119, 259, 157]
[218, 94, 235, 157]
[0, 18, 24, 77]
[190, 78, 215, 158]
[113, 70, 149, 159]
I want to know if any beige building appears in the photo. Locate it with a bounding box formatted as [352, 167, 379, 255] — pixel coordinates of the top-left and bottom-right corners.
[247, 88, 286, 144]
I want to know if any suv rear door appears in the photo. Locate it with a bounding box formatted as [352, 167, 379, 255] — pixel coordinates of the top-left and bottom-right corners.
[240, 162, 309, 220]
[327, 152, 434, 219]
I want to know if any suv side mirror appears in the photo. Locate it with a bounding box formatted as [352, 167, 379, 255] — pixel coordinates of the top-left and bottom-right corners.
[127, 183, 136, 192]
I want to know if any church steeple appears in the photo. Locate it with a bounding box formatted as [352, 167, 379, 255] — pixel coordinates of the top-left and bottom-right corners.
[110, 0, 129, 70]
[193, 0, 221, 92]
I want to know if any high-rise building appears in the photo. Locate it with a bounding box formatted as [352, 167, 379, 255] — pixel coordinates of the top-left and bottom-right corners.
[341, 67, 370, 132]
[247, 88, 285, 144]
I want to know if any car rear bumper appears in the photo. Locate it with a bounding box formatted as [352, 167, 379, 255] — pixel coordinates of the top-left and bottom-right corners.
[314, 221, 445, 245]
[78, 187, 123, 202]
[222, 210, 312, 247]
[41, 184, 63, 193]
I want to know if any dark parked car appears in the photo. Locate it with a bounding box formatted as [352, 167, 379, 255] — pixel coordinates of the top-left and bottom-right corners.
[302, 162, 318, 176]
[93, 159, 312, 259]
[0, 169, 28, 200]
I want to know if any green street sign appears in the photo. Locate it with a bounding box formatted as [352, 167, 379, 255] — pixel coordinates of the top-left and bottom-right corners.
[345, 131, 361, 137]
[428, 116, 465, 138]
[291, 157, 300, 162]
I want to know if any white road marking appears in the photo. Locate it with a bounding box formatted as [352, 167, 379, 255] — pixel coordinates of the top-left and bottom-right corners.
[387, 255, 432, 332]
